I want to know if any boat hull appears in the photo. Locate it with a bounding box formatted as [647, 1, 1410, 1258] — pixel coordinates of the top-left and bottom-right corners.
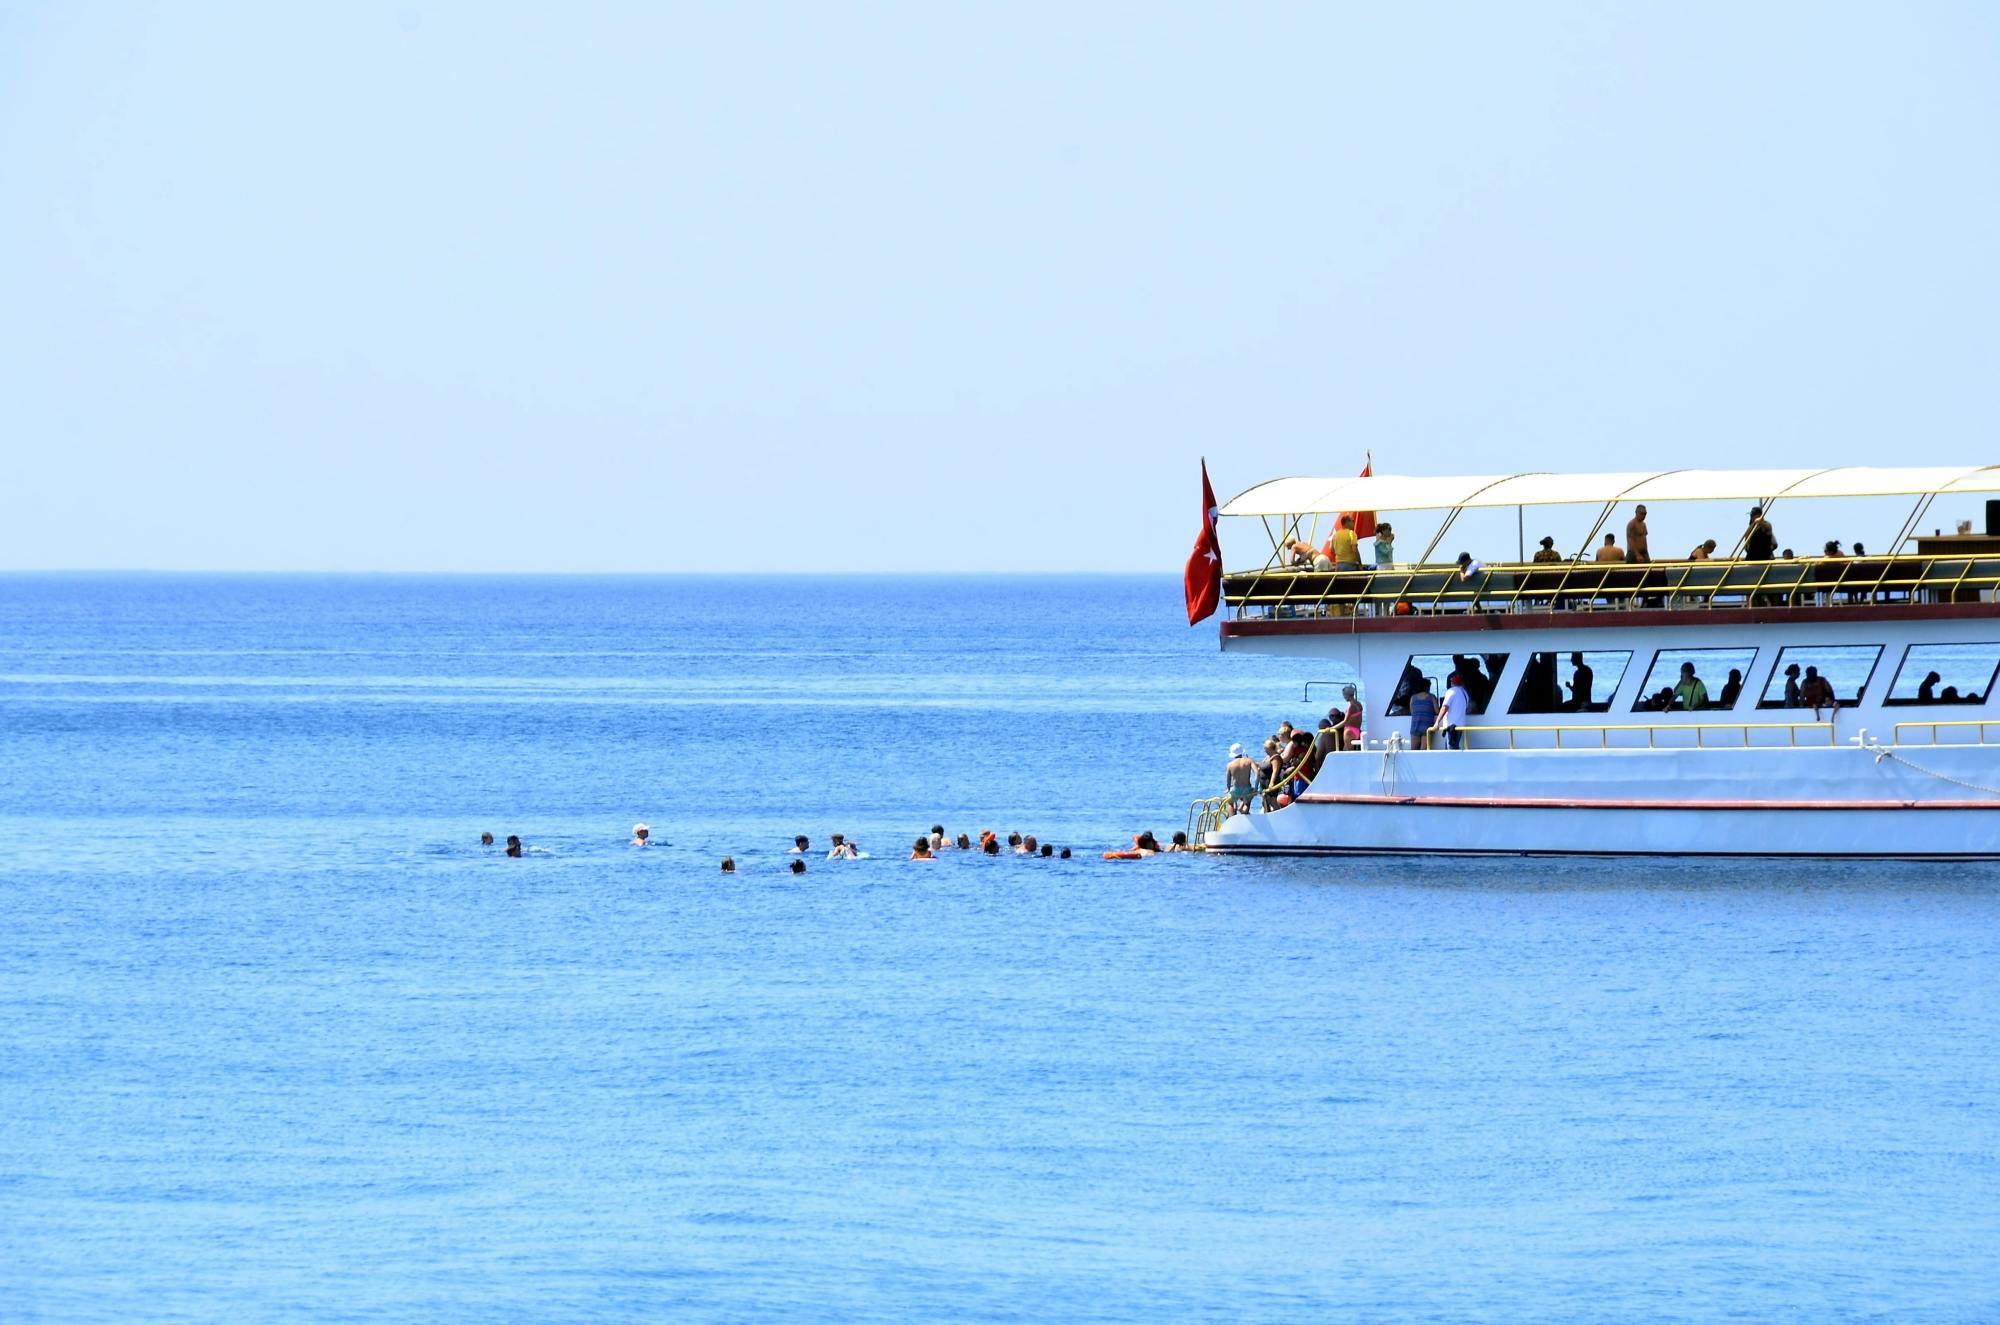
[1204, 745, 2000, 859]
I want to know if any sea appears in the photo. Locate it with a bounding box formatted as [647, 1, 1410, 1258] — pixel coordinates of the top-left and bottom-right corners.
[1, 573, 1996, 1323]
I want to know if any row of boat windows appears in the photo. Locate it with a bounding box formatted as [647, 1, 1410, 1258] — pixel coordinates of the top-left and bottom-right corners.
[1383, 642, 2000, 717]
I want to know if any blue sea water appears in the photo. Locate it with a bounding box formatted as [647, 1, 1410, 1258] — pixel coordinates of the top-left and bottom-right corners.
[1, 573, 1996, 1323]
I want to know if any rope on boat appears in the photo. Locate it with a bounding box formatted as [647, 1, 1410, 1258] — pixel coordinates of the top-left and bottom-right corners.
[1858, 737, 2000, 799]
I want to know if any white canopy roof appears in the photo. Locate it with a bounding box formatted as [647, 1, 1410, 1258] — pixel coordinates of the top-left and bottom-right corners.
[1219, 465, 2000, 517]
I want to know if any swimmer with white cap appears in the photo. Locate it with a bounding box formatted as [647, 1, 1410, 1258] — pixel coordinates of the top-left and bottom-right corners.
[630, 823, 651, 846]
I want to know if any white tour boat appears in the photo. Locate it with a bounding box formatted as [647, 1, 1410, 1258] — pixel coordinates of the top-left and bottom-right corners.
[1196, 465, 2000, 859]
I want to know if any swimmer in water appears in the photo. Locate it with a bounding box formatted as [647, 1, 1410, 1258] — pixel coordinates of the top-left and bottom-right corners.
[505, 835, 522, 858]
[1039, 843, 1053, 857]
[631, 824, 651, 847]
[789, 835, 810, 854]
[955, 833, 972, 851]
[721, 856, 735, 874]
[982, 837, 1001, 856]
[1022, 835, 1038, 855]
[1134, 832, 1159, 857]
[1059, 847, 1071, 859]
[1166, 831, 1189, 852]
[930, 825, 946, 851]
[480, 832, 494, 847]
[910, 837, 934, 860]
[825, 834, 847, 860]
[789, 858, 806, 875]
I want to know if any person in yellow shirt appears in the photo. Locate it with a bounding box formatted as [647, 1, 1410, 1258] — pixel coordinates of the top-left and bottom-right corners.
[1326, 515, 1363, 570]
[1594, 534, 1626, 563]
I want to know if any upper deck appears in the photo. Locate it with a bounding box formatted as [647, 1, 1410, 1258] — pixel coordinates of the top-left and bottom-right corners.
[1215, 464, 2000, 643]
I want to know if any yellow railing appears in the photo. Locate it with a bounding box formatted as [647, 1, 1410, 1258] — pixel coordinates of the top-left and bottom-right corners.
[1460, 720, 1839, 750]
[1892, 719, 2000, 746]
[1224, 551, 2000, 621]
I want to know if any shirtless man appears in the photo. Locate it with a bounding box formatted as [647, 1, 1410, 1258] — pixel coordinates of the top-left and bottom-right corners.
[1625, 505, 1651, 563]
[1225, 743, 1258, 813]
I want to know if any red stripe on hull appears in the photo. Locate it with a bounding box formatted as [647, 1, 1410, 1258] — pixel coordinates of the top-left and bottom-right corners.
[1296, 793, 2000, 811]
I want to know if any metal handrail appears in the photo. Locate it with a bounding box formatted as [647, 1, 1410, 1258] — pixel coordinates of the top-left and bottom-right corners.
[1224, 551, 1999, 621]
[1891, 719, 2000, 746]
[1460, 720, 1839, 750]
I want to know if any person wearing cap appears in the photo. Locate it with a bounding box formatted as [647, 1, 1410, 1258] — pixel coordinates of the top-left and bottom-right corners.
[1433, 673, 1471, 750]
[1531, 535, 1562, 564]
[630, 823, 651, 846]
[1225, 742, 1257, 814]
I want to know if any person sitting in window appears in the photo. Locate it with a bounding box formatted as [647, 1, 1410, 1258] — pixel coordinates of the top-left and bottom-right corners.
[1799, 666, 1836, 718]
[1564, 652, 1595, 711]
[1941, 685, 1963, 703]
[1673, 662, 1709, 711]
[1688, 539, 1718, 560]
[1532, 536, 1563, 564]
[1917, 670, 1942, 703]
[1719, 668, 1744, 709]
[1595, 534, 1625, 562]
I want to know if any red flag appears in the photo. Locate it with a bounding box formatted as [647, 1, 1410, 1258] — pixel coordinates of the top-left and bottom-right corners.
[1184, 460, 1222, 625]
[1342, 454, 1376, 541]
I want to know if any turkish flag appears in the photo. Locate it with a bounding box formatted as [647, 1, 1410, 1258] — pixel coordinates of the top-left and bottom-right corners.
[1184, 460, 1223, 625]
[1342, 454, 1376, 541]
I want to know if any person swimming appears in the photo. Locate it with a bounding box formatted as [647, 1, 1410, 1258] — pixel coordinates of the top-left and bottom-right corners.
[1040, 843, 1053, 857]
[982, 837, 1001, 855]
[955, 833, 972, 851]
[910, 837, 935, 860]
[788, 835, 810, 854]
[789, 858, 806, 875]
[631, 824, 651, 846]
[504, 835, 522, 858]
[720, 856, 735, 874]
[480, 832, 494, 847]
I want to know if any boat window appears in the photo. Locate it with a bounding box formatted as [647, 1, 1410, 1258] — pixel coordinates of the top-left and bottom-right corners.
[1508, 651, 1631, 715]
[1630, 646, 1757, 713]
[1386, 652, 1509, 716]
[1754, 645, 1882, 709]
[1882, 643, 2000, 706]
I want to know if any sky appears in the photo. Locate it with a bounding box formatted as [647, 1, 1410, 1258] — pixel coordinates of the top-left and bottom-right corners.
[3, 2, 1998, 572]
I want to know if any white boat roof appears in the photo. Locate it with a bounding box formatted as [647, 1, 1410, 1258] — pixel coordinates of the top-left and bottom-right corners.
[1220, 465, 2000, 517]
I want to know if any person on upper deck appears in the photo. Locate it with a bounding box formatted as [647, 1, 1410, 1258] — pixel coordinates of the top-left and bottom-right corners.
[1689, 539, 1718, 560]
[1565, 652, 1594, 711]
[1328, 515, 1363, 571]
[1744, 507, 1777, 560]
[1673, 662, 1709, 711]
[1625, 506, 1651, 563]
[1532, 536, 1563, 563]
[1456, 551, 1484, 580]
[1822, 540, 1845, 558]
[1595, 534, 1625, 563]
[1373, 522, 1396, 567]
[1287, 540, 1317, 568]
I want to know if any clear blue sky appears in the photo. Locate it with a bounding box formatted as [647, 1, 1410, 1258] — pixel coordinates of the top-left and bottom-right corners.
[4, 3, 1997, 571]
